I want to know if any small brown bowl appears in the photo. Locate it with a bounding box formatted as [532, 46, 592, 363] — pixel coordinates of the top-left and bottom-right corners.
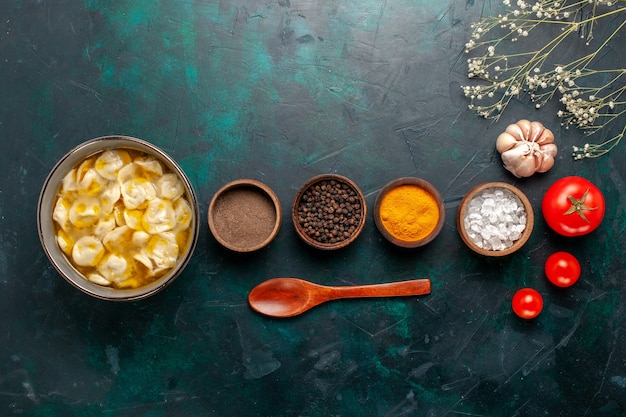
[208, 179, 282, 252]
[374, 177, 445, 248]
[457, 182, 534, 257]
[292, 174, 366, 250]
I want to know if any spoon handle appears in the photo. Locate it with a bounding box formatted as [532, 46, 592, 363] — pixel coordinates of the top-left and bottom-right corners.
[326, 279, 431, 300]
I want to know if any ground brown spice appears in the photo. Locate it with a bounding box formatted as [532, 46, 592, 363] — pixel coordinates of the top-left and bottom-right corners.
[212, 187, 277, 249]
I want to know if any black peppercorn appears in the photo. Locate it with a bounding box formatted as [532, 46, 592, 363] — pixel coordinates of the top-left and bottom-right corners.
[297, 179, 363, 244]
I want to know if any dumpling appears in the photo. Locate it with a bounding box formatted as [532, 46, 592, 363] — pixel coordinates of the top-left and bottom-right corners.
[134, 157, 163, 177]
[93, 214, 116, 240]
[56, 229, 75, 256]
[146, 232, 179, 271]
[173, 198, 192, 233]
[97, 254, 129, 283]
[132, 231, 151, 247]
[156, 173, 185, 200]
[117, 162, 139, 184]
[120, 178, 157, 209]
[68, 196, 102, 229]
[102, 225, 133, 253]
[76, 159, 107, 195]
[142, 198, 176, 234]
[53, 197, 72, 233]
[72, 236, 105, 267]
[87, 273, 112, 286]
[61, 168, 79, 193]
[100, 182, 121, 214]
[95, 149, 131, 180]
[123, 209, 145, 231]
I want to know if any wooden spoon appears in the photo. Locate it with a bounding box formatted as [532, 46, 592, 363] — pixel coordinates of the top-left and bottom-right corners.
[248, 278, 431, 318]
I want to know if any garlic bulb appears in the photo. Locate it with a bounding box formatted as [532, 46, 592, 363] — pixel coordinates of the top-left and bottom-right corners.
[495, 119, 558, 178]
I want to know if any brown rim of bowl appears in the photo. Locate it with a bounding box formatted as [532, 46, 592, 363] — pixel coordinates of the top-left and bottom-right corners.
[373, 177, 445, 248]
[37, 135, 200, 301]
[208, 179, 282, 252]
[456, 182, 534, 257]
[291, 174, 367, 250]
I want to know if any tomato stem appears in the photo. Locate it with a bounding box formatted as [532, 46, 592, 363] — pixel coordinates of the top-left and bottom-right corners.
[564, 189, 597, 223]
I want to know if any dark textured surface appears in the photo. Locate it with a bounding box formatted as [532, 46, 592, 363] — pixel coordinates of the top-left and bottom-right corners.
[1, 1, 625, 416]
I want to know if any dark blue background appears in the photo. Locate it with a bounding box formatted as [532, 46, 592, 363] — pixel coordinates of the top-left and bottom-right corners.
[1, 0, 625, 416]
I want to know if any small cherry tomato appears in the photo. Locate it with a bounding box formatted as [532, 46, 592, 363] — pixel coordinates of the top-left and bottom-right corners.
[545, 251, 581, 287]
[542, 176, 605, 237]
[512, 288, 543, 319]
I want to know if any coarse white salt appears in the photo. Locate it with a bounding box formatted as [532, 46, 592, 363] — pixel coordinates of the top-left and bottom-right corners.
[463, 187, 526, 251]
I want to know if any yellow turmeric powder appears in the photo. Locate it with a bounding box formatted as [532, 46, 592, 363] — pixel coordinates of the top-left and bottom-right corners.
[379, 184, 440, 241]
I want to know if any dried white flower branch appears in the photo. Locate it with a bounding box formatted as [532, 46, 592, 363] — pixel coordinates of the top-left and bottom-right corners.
[462, 0, 625, 160]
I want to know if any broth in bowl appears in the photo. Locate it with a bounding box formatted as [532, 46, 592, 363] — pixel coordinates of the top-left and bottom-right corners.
[52, 148, 194, 289]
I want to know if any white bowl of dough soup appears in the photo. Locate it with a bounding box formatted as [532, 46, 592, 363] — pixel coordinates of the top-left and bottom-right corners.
[38, 136, 200, 300]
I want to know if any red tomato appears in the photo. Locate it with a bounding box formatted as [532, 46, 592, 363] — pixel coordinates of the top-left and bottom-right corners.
[512, 288, 543, 319]
[542, 176, 605, 237]
[545, 251, 581, 287]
